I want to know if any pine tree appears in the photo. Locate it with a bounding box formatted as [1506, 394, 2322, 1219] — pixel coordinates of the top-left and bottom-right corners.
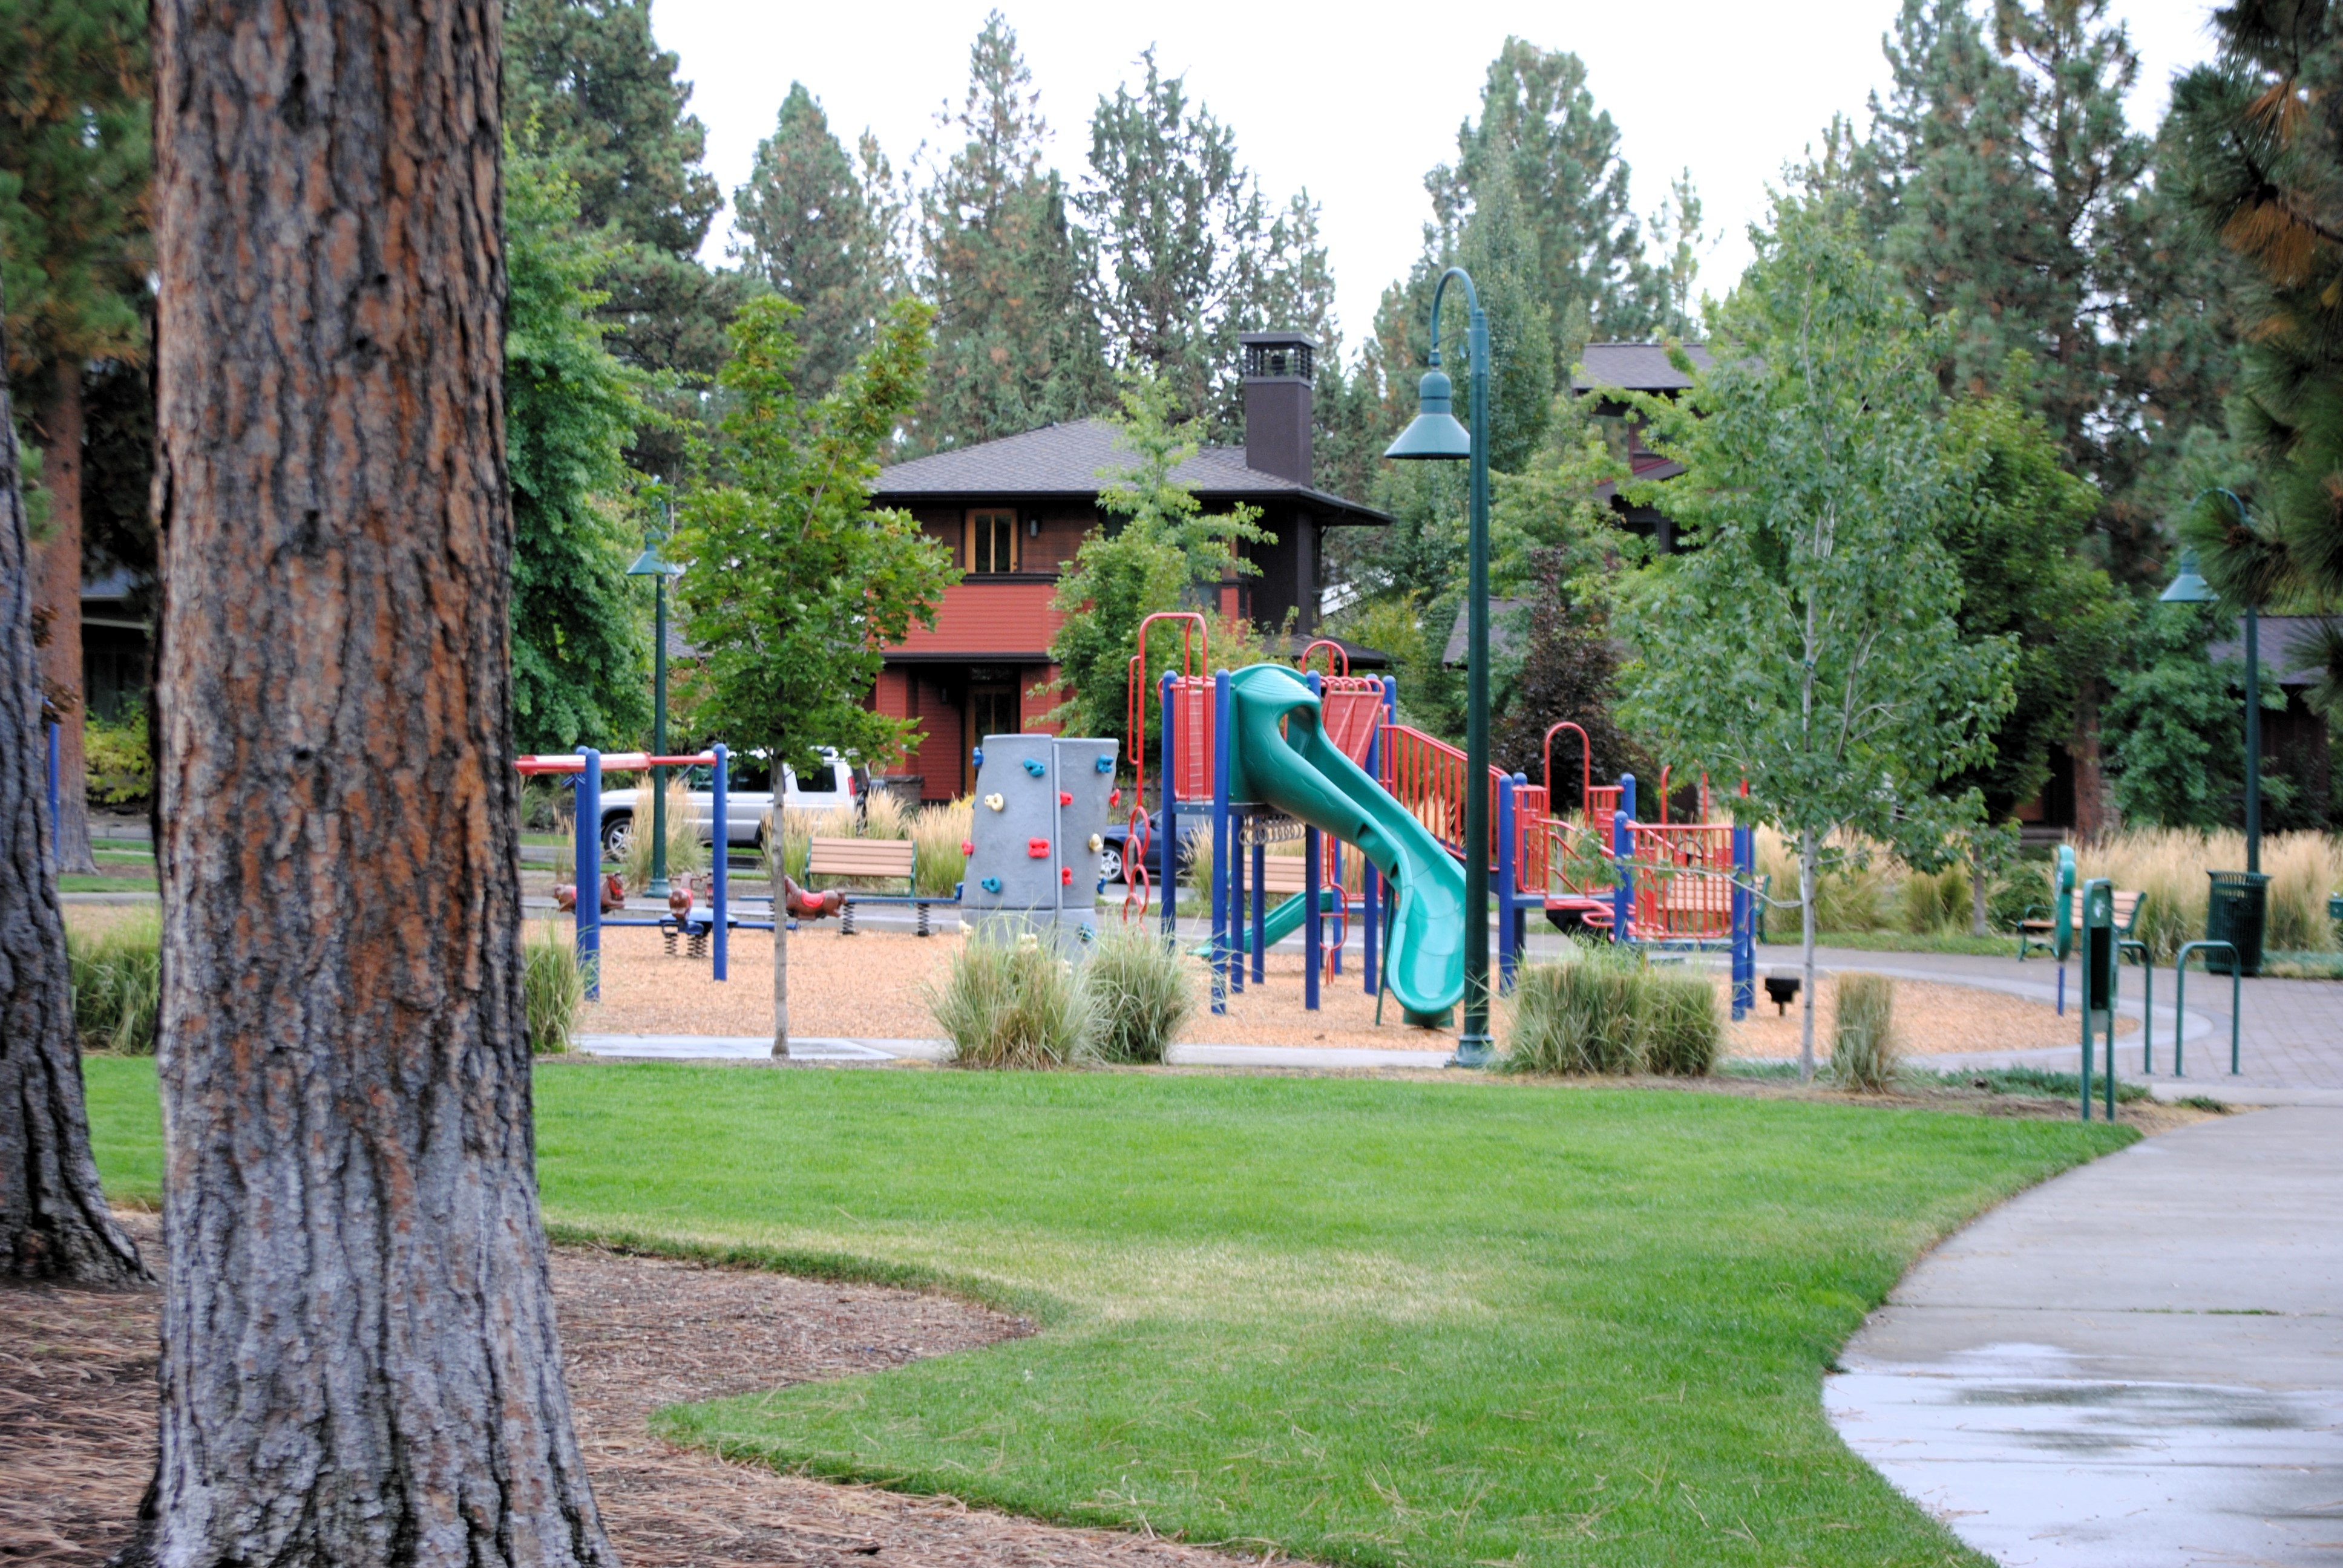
[1427, 39, 1663, 371]
[1853, 0, 2234, 580]
[914, 12, 1106, 452]
[1078, 50, 1274, 426]
[2167, 0, 2343, 697]
[0, 0, 148, 874]
[733, 83, 898, 401]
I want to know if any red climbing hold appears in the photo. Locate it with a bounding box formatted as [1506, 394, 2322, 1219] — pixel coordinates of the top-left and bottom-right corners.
[1110, 788, 1122, 808]
[1060, 866, 1073, 886]
[1027, 837, 1050, 858]
[960, 839, 974, 857]
[1058, 791, 1072, 806]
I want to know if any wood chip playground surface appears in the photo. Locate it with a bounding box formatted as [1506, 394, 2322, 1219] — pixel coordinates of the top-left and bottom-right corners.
[563, 920, 2122, 1058]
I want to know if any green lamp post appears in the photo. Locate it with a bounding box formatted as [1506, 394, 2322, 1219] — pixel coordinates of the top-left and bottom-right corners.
[1385, 266, 1493, 1068]
[628, 493, 685, 898]
[2160, 489, 2261, 874]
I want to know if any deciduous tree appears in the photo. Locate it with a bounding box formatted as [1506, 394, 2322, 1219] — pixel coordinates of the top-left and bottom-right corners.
[0, 281, 143, 1286]
[673, 297, 957, 1056]
[140, 1, 614, 1561]
[1616, 205, 2013, 1077]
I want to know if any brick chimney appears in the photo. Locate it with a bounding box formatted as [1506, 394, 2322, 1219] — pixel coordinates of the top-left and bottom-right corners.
[1240, 332, 1314, 485]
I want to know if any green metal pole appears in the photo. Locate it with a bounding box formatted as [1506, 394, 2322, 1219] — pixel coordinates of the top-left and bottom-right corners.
[649, 565, 670, 898]
[1457, 302, 1493, 1067]
[2245, 601, 2261, 875]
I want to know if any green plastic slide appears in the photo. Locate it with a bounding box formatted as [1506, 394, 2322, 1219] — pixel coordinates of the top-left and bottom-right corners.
[1202, 887, 1344, 958]
[1221, 664, 1465, 1025]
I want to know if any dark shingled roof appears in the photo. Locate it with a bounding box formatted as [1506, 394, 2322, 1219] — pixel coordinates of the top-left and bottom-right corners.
[1571, 341, 1714, 394]
[2208, 615, 2341, 687]
[873, 417, 1391, 524]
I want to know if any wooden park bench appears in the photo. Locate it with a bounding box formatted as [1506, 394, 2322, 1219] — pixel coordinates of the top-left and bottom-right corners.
[804, 837, 951, 936]
[2019, 887, 2144, 961]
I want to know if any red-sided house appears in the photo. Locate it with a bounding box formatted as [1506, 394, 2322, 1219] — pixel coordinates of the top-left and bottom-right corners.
[868, 332, 1391, 799]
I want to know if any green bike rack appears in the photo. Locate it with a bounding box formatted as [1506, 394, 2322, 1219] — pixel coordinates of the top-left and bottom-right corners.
[2172, 940, 2243, 1077]
[2119, 939, 2152, 1073]
[2078, 879, 2117, 1122]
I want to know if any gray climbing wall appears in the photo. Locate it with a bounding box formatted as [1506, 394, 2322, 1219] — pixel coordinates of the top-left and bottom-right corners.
[963, 734, 1120, 953]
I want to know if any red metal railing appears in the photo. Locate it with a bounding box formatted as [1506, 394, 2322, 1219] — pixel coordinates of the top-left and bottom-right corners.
[1623, 822, 1736, 942]
[1375, 722, 1547, 894]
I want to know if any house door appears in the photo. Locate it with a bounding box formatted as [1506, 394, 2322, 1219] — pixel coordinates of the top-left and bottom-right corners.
[965, 684, 1020, 794]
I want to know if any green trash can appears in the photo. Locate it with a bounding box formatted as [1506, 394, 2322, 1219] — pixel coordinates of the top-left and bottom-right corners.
[2206, 871, 2272, 976]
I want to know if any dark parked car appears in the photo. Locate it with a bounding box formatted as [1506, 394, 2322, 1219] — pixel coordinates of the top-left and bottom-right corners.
[1099, 808, 1202, 885]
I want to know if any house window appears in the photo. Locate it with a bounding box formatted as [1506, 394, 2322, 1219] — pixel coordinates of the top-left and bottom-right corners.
[968, 509, 1018, 573]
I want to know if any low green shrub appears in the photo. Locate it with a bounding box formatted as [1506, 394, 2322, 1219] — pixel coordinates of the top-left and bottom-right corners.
[68, 913, 161, 1054]
[1898, 865, 1970, 935]
[1501, 948, 1717, 1077]
[1813, 863, 1890, 933]
[1081, 921, 1191, 1063]
[82, 708, 152, 807]
[928, 927, 1095, 1069]
[1828, 973, 1900, 1091]
[523, 921, 583, 1054]
[1987, 871, 2042, 933]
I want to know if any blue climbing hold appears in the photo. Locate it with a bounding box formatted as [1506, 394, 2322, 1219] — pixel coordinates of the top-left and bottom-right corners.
[1094, 754, 1114, 773]
[971, 746, 984, 769]
[1023, 757, 1047, 777]
[980, 876, 1001, 894]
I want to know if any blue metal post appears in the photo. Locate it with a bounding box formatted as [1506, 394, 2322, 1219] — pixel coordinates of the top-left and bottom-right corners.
[1731, 825, 1755, 1019]
[1496, 776, 1517, 991]
[1305, 671, 1322, 1011]
[577, 748, 601, 1000]
[46, 721, 60, 872]
[1611, 772, 1636, 943]
[1211, 671, 1231, 1013]
[1329, 836, 1345, 978]
[1363, 676, 1392, 996]
[712, 745, 729, 982]
[1250, 832, 1267, 985]
[1160, 672, 1178, 940]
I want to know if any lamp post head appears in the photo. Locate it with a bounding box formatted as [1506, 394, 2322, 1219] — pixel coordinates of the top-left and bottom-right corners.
[2160, 548, 2217, 604]
[627, 543, 683, 578]
[1384, 367, 1472, 462]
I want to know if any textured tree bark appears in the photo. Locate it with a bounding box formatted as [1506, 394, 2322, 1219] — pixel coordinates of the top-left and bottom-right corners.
[34, 372, 98, 875]
[133, 1, 616, 1564]
[2070, 687, 2114, 839]
[0, 298, 147, 1287]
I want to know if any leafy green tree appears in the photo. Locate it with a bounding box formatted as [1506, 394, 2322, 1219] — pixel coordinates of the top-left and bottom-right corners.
[1425, 38, 1663, 365]
[2168, 1, 2343, 704]
[1934, 384, 2123, 928]
[0, 0, 148, 872]
[505, 146, 652, 753]
[1615, 204, 2013, 1077]
[914, 12, 1106, 451]
[732, 84, 900, 402]
[1046, 373, 1267, 745]
[673, 296, 957, 1054]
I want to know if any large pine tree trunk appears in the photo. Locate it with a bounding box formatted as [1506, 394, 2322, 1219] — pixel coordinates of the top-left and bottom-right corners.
[34, 372, 98, 875]
[133, 2, 615, 1564]
[0, 301, 146, 1287]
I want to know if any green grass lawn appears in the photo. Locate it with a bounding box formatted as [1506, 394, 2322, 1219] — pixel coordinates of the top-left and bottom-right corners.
[80, 1059, 2129, 1567]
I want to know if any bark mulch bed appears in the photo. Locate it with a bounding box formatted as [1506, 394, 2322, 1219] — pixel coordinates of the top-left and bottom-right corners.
[1, 1214, 1265, 1568]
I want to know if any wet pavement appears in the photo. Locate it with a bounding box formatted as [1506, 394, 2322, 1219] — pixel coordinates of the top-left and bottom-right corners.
[1827, 1105, 2343, 1565]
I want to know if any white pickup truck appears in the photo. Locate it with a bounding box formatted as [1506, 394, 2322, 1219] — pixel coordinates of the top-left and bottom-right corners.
[595, 749, 858, 858]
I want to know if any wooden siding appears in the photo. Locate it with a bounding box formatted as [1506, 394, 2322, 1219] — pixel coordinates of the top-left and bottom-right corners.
[897, 577, 1061, 656]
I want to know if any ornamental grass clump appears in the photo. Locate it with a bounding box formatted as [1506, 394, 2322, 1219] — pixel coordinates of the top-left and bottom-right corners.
[1081, 922, 1192, 1063]
[622, 777, 707, 893]
[523, 920, 584, 1054]
[68, 913, 160, 1054]
[1639, 971, 1722, 1077]
[913, 797, 972, 897]
[929, 928, 1095, 1069]
[1501, 950, 1645, 1075]
[1829, 973, 1901, 1091]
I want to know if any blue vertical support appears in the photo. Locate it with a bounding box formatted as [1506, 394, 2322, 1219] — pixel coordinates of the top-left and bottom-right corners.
[711, 745, 730, 981]
[1730, 825, 1755, 1019]
[1304, 671, 1323, 1010]
[1211, 670, 1232, 1013]
[1496, 776, 1517, 991]
[46, 721, 60, 871]
[1329, 836, 1345, 978]
[1364, 675, 1397, 995]
[1510, 773, 1530, 967]
[1611, 772, 1636, 944]
[1159, 672, 1179, 940]
[1250, 831, 1267, 985]
[576, 747, 601, 1000]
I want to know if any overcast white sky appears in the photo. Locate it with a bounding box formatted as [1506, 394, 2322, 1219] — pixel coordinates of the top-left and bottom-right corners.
[654, 0, 2221, 358]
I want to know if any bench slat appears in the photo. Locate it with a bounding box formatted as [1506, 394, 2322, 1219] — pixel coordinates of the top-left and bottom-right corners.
[807, 837, 916, 875]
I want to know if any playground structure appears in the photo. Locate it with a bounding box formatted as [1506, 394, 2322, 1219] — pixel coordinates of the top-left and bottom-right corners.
[962, 732, 1120, 952]
[1120, 618, 1762, 1027]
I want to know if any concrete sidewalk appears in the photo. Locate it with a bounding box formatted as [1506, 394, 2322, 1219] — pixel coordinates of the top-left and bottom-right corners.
[1827, 1106, 2343, 1566]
